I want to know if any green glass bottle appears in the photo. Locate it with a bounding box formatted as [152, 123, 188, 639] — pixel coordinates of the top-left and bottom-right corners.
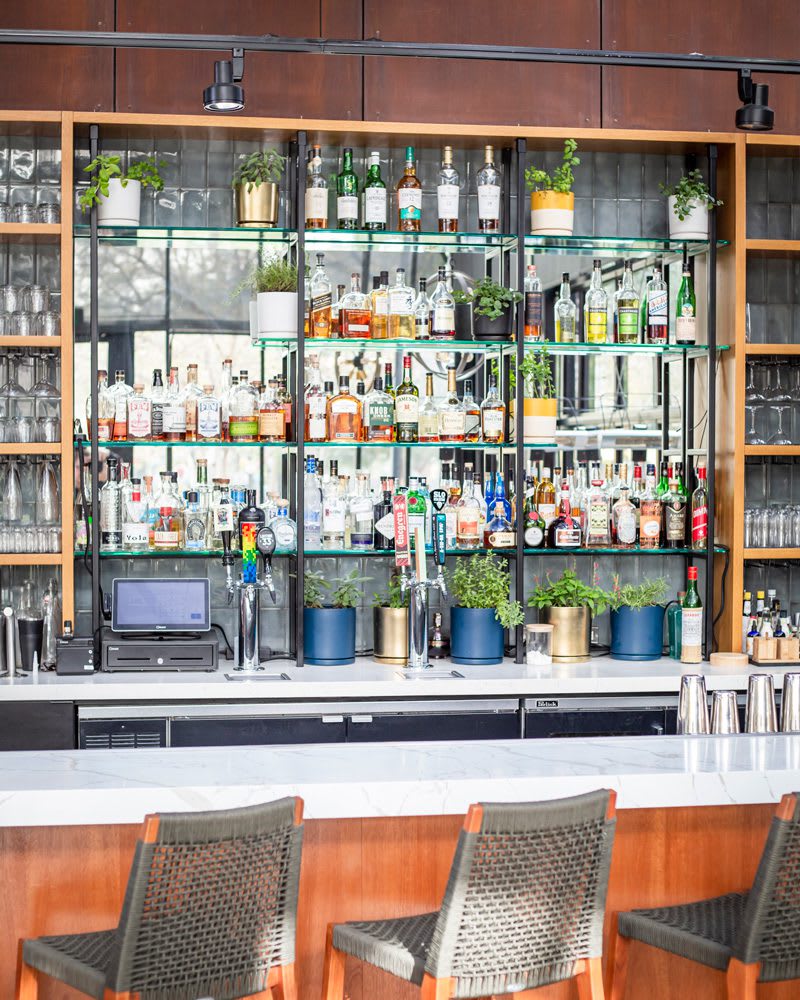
[394, 355, 419, 443]
[681, 566, 703, 663]
[336, 147, 359, 231]
[675, 255, 697, 345]
[656, 459, 670, 499]
[363, 150, 387, 232]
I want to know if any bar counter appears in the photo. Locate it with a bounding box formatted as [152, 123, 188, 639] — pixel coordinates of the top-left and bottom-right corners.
[1, 735, 799, 999]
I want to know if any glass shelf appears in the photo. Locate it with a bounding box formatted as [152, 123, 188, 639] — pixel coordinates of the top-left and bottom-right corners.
[253, 336, 516, 352]
[532, 341, 729, 356]
[523, 235, 729, 260]
[73, 225, 297, 249]
[75, 439, 295, 448]
[305, 229, 516, 254]
[309, 440, 511, 450]
[76, 549, 294, 559]
[523, 546, 724, 556]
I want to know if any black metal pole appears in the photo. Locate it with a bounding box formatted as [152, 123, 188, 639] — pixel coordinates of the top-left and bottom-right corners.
[89, 125, 101, 642]
[705, 143, 719, 656]
[295, 130, 307, 667]
[514, 138, 526, 663]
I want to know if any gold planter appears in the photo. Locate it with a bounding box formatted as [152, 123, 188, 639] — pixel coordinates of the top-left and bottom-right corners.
[235, 182, 279, 228]
[542, 606, 591, 662]
[374, 606, 408, 664]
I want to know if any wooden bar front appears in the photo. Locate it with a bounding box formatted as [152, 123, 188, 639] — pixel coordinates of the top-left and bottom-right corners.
[0, 804, 794, 999]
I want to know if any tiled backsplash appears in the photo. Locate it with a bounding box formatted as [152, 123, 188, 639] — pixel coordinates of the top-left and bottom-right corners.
[747, 154, 800, 240]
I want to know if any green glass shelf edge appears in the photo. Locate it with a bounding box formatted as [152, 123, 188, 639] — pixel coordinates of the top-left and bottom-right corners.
[533, 341, 729, 355]
[304, 229, 516, 252]
[309, 441, 511, 449]
[254, 337, 516, 352]
[74, 439, 295, 448]
[73, 224, 297, 245]
[522, 546, 725, 556]
[524, 235, 729, 258]
[74, 439, 511, 450]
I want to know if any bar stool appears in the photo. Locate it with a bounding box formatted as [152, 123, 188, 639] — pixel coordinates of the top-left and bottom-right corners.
[16, 797, 304, 1000]
[610, 791, 800, 999]
[322, 789, 617, 999]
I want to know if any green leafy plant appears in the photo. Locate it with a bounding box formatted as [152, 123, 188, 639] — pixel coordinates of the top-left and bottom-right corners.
[525, 139, 580, 194]
[332, 569, 371, 609]
[450, 552, 525, 631]
[304, 568, 370, 609]
[660, 169, 723, 220]
[232, 149, 286, 191]
[372, 573, 406, 609]
[518, 344, 555, 399]
[79, 154, 166, 211]
[528, 569, 609, 616]
[453, 276, 522, 320]
[608, 577, 668, 611]
[303, 570, 328, 609]
[238, 253, 298, 295]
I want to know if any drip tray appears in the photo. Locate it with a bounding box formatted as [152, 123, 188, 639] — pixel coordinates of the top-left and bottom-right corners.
[224, 672, 291, 681]
[394, 669, 464, 679]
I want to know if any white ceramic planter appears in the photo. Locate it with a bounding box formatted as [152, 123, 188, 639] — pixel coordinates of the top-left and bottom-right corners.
[96, 178, 141, 226]
[668, 196, 709, 240]
[530, 191, 575, 236]
[257, 291, 298, 338]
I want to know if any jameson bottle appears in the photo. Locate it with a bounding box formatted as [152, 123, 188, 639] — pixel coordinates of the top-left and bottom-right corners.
[336, 147, 359, 231]
[362, 150, 387, 231]
[681, 566, 703, 663]
[395, 356, 419, 443]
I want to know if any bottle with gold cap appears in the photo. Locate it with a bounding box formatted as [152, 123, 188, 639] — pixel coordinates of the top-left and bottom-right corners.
[437, 146, 460, 232]
[477, 145, 501, 233]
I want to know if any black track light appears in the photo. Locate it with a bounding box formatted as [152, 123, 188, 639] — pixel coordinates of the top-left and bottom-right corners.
[736, 68, 774, 131]
[203, 48, 245, 113]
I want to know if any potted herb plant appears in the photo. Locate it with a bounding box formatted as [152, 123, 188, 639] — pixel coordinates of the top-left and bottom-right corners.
[79, 154, 166, 226]
[449, 552, 524, 665]
[372, 573, 408, 664]
[453, 276, 522, 341]
[519, 344, 557, 443]
[528, 568, 608, 662]
[233, 149, 286, 228]
[660, 169, 723, 240]
[608, 577, 668, 661]
[239, 253, 299, 339]
[303, 568, 369, 666]
[525, 139, 580, 236]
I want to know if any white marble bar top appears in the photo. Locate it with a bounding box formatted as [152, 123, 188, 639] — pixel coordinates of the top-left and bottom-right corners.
[1, 734, 799, 827]
[0, 655, 779, 703]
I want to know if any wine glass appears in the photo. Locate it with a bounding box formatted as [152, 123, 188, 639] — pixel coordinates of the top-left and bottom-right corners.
[745, 361, 766, 445]
[36, 459, 59, 525]
[2, 459, 22, 523]
[768, 360, 793, 445]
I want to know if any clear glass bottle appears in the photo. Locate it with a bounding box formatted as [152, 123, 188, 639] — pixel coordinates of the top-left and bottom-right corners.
[524, 264, 544, 342]
[331, 283, 346, 338]
[347, 472, 375, 551]
[162, 366, 186, 442]
[304, 456, 322, 549]
[418, 372, 439, 443]
[219, 358, 233, 440]
[310, 252, 332, 338]
[585, 478, 611, 546]
[612, 486, 637, 549]
[87, 369, 115, 441]
[184, 490, 210, 551]
[197, 384, 221, 440]
[639, 472, 663, 549]
[228, 369, 259, 442]
[99, 456, 122, 551]
[110, 369, 133, 440]
[258, 378, 286, 442]
[644, 264, 668, 345]
[327, 375, 362, 441]
[413, 277, 430, 340]
[430, 265, 456, 341]
[395, 356, 419, 443]
[127, 382, 152, 440]
[269, 501, 297, 554]
[183, 363, 203, 441]
[304, 356, 328, 443]
[437, 145, 460, 232]
[554, 272, 577, 343]
[336, 147, 359, 230]
[150, 471, 184, 550]
[456, 468, 482, 549]
[436, 365, 465, 442]
[462, 378, 481, 443]
[616, 259, 640, 344]
[339, 272, 372, 339]
[388, 267, 415, 339]
[476, 144, 501, 232]
[363, 151, 387, 231]
[396, 145, 422, 232]
[584, 259, 608, 344]
[367, 270, 388, 339]
[321, 474, 347, 548]
[305, 144, 328, 229]
[363, 376, 394, 442]
[480, 374, 506, 443]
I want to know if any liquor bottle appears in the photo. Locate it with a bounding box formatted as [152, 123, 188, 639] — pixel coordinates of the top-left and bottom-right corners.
[667, 592, 686, 659]
[321, 475, 347, 549]
[303, 456, 322, 548]
[523, 487, 546, 548]
[456, 467, 482, 549]
[639, 472, 663, 549]
[476, 145, 501, 232]
[548, 483, 582, 548]
[444, 471, 461, 548]
[183, 491, 209, 551]
[657, 459, 670, 499]
[585, 478, 611, 547]
[612, 486, 637, 548]
[346, 472, 374, 551]
[336, 147, 359, 230]
[396, 145, 422, 232]
[616, 259, 640, 344]
[681, 566, 703, 663]
[110, 370, 133, 440]
[339, 272, 372, 339]
[127, 382, 152, 440]
[194, 384, 219, 441]
[675, 257, 697, 345]
[429, 265, 456, 340]
[480, 374, 505, 444]
[745, 614, 759, 657]
[395, 356, 419, 443]
[535, 467, 557, 532]
[373, 485, 395, 551]
[524, 264, 544, 342]
[383, 362, 395, 398]
[162, 367, 186, 442]
[644, 264, 668, 345]
[363, 151, 387, 231]
[494, 471, 512, 522]
[484, 501, 515, 549]
[219, 359, 233, 440]
[407, 477, 427, 548]
[99, 457, 122, 551]
[331, 283, 346, 338]
[437, 365, 466, 443]
[310, 253, 332, 338]
[554, 272, 577, 343]
[413, 278, 430, 340]
[305, 145, 328, 229]
[370, 270, 389, 339]
[363, 376, 394, 442]
[429, 611, 449, 659]
[258, 379, 286, 442]
[741, 591, 752, 654]
[145, 368, 164, 441]
[227, 369, 259, 442]
[418, 373, 439, 443]
[388, 267, 415, 339]
[87, 370, 115, 441]
[327, 375, 362, 441]
[305, 357, 328, 443]
[267, 501, 296, 554]
[664, 478, 687, 548]
[122, 476, 149, 552]
[437, 145, 460, 232]
[691, 464, 709, 551]
[674, 461, 688, 499]
[179, 364, 200, 442]
[463, 378, 481, 443]
[584, 259, 608, 344]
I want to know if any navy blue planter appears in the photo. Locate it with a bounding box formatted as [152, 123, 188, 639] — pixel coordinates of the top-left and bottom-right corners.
[610, 605, 666, 661]
[304, 607, 356, 665]
[450, 606, 505, 664]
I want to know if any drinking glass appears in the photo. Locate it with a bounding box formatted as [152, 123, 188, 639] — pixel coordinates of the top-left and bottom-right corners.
[23, 285, 49, 314]
[37, 203, 60, 224]
[2, 460, 23, 523]
[769, 508, 790, 548]
[744, 508, 754, 548]
[12, 203, 36, 223]
[10, 310, 35, 336]
[744, 361, 765, 445]
[13, 416, 33, 443]
[1, 285, 20, 313]
[0, 202, 9, 223]
[35, 417, 59, 443]
[36, 310, 60, 337]
[36, 459, 59, 525]
[752, 508, 770, 548]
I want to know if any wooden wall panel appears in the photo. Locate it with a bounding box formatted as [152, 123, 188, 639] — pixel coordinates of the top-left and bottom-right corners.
[603, 0, 800, 133]
[363, 0, 601, 127]
[114, 0, 362, 119]
[0, 1, 114, 111]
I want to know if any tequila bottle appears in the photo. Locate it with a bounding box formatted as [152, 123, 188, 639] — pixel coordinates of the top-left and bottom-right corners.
[184, 491, 210, 551]
[110, 370, 133, 440]
[127, 382, 152, 440]
[269, 501, 297, 554]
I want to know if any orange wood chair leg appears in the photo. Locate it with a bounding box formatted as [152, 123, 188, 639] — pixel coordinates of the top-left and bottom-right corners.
[15, 947, 38, 1000]
[321, 924, 346, 1000]
[609, 934, 630, 1000]
[420, 975, 456, 999]
[726, 959, 759, 1000]
[575, 957, 606, 1000]
[272, 962, 297, 1000]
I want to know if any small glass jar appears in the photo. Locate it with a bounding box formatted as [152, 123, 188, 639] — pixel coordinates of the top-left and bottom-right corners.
[37, 203, 60, 224]
[525, 623, 554, 667]
[13, 203, 36, 223]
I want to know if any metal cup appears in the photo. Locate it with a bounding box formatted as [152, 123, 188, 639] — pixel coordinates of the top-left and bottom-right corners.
[781, 673, 800, 733]
[745, 673, 778, 733]
[677, 673, 710, 734]
[711, 690, 741, 734]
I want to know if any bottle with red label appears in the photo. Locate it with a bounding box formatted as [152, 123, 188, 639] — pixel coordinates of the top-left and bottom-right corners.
[548, 482, 582, 549]
[691, 464, 709, 551]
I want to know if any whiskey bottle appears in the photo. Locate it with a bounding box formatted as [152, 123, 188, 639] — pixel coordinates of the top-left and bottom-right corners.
[418, 373, 439, 443]
[127, 382, 152, 440]
[339, 272, 372, 339]
[554, 273, 577, 343]
[397, 145, 422, 232]
[336, 147, 359, 230]
[524, 264, 544, 342]
[310, 253, 332, 338]
[584, 259, 608, 344]
[370, 270, 389, 339]
[327, 375, 362, 442]
[362, 376, 394, 442]
[476, 145, 501, 232]
[363, 151, 387, 231]
[437, 145, 460, 232]
[616, 259, 640, 344]
[413, 277, 431, 340]
[480, 374, 505, 444]
[429, 265, 456, 340]
[388, 267, 415, 339]
[258, 379, 286, 442]
[437, 365, 466, 443]
[395, 356, 419, 443]
[305, 145, 328, 229]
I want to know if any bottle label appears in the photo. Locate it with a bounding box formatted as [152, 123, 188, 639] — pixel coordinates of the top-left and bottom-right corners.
[524, 522, 544, 547]
[398, 188, 422, 220]
[525, 291, 543, 331]
[465, 411, 481, 440]
[150, 403, 163, 438]
[367, 401, 394, 428]
[373, 293, 388, 316]
[114, 398, 127, 426]
[457, 512, 479, 539]
[122, 523, 149, 547]
[97, 422, 112, 442]
[666, 500, 686, 541]
[432, 306, 455, 332]
[488, 531, 515, 548]
[681, 607, 703, 650]
[162, 404, 186, 435]
[323, 505, 346, 532]
[305, 187, 328, 222]
[587, 311, 607, 343]
[395, 396, 419, 424]
[482, 409, 504, 437]
[364, 187, 387, 224]
[587, 498, 610, 543]
[127, 399, 151, 438]
[439, 410, 465, 437]
[312, 291, 332, 315]
[101, 529, 122, 547]
[616, 509, 637, 544]
[351, 530, 373, 549]
[437, 183, 459, 220]
[259, 410, 285, 438]
[640, 510, 662, 541]
[308, 414, 327, 439]
[478, 184, 501, 221]
[388, 288, 412, 315]
[648, 289, 668, 325]
[374, 511, 395, 541]
[228, 416, 258, 439]
[415, 315, 430, 339]
[692, 503, 708, 543]
[556, 318, 576, 342]
[618, 306, 639, 340]
[337, 195, 358, 221]
[185, 514, 208, 549]
[538, 502, 556, 528]
[418, 414, 439, 439]
[554, 526, 582, 548]
[676, 316, 696, 343]
[341, 311, 371, 334]
[153, 530, 180, 548]
[197, 400, 221, 438]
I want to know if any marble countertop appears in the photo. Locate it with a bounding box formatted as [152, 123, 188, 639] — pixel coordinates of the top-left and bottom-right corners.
[1, 734, 798, 827]
[0, 655, 774, 703]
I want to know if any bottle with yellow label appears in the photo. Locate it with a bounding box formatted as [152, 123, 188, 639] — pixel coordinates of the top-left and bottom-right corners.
[584, 258, 608, 344]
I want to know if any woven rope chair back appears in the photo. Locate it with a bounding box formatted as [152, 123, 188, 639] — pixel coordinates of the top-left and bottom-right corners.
[425, 790, 615, 999]
[106, 797, 303, 1000]
[736, 793, 800, 982]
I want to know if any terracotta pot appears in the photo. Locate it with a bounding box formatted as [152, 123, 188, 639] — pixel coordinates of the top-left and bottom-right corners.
[373, 606, 408, 664]
[541, 606, 591, 662]
[236, 181, 279, 227]
[530, 190, 574, 236]
[523, 396, 557, 443]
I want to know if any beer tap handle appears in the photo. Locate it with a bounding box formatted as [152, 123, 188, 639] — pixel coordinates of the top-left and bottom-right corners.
[432, 512, 447, 597]
[256, 526, 278, 605]
[215, 500, 237, 603]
